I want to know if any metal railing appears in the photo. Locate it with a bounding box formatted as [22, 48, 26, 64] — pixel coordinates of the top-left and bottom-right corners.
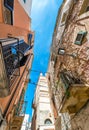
[0, 38, 20, 88]
[15, 89, 27, 116]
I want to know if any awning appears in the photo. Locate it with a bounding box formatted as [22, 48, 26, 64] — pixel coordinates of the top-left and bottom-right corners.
[11, 40, 33, 55]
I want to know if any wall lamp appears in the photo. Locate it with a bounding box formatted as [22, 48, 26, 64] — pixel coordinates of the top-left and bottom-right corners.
[58, 48, 77, 58]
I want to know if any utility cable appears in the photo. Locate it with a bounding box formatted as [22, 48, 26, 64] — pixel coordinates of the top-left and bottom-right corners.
[29, 69, 51, 74]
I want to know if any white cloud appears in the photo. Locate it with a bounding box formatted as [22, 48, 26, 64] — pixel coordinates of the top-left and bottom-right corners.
[32, 0, 49, 12]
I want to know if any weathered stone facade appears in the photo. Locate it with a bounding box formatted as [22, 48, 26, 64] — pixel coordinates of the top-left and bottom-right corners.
[71, 101, 89, 130]
[48, 0, 89, 130]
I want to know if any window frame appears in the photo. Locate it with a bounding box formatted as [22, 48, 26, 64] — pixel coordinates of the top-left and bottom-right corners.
[4, 0, 14, 11]
[44, 119, 52, 125]
[74, 31, 87, 45]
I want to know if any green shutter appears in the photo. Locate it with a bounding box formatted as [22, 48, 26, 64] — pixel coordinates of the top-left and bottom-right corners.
[74, 31, 87, 45]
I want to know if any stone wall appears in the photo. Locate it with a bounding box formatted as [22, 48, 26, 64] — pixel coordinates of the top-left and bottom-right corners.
[71, 101, 89, 130]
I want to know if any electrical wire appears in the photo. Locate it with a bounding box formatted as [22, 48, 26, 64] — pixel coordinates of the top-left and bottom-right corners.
[29, 69, 51, 74]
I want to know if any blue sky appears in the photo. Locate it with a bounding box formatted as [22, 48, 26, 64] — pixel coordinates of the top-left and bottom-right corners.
[25, 0, 63, 121]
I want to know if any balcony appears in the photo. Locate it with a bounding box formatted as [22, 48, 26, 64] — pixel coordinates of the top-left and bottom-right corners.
[9, 89, 27, 130]
[0, 37, 33, 97]
[59, 70, 89, 114]
[60, 84, 89, 114]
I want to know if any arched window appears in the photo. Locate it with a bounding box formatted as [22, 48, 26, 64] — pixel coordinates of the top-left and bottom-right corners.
[44, 119, 52, 125]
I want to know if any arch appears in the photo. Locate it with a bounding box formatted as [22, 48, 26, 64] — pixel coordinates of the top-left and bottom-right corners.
[44, 119, 52, 125]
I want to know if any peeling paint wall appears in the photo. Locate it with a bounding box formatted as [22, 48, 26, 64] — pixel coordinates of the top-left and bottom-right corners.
[49, 0, 89, 130]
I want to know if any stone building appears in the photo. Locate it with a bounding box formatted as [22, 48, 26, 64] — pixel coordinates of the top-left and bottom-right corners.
[48, 0, 89, 130]
[0, 0, 34, 129]
[21, 114, 30, 130]
[31, 73, 55, 130]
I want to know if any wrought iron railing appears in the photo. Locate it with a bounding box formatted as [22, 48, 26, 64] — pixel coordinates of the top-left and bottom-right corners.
[0, 37, 32, 97]
[15, 89, 27, 116]
[0, 38, 20, 88]
[60, 70, 82, 90]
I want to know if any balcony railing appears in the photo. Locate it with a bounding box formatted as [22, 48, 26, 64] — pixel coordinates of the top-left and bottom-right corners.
[59, 70, 88, 114]
[60, 70, 82, 90]
[15, 89, 27, 116]
[0, 37, 33, 97]
[9, 89, 27, 130]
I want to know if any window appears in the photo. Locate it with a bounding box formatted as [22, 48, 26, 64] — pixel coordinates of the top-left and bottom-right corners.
[44, 119, 52, 125]
[79, 0, 89, 15]
[4, 0, 14, 11]
[23, 0, 26, 3]
[74, 31, 87, 45]
[86, 6, 89, 12]
[4, 8, 13, 25]
[4, 0, 14, 25]
[28, 34, 33, 45]
[61, 12, 67, 23]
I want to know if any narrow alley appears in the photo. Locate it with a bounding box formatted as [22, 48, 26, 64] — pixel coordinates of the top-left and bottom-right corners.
[0, 0, 89, 130]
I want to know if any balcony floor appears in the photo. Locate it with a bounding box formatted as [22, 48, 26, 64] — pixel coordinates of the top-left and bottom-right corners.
[60, 84, 89, 114]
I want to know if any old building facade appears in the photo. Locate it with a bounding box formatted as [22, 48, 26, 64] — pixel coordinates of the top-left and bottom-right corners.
[48, 0, 89, 130]
[0, 0, 34, 130]
[31, 73, 55, 130]
[21, 114, 30, 130]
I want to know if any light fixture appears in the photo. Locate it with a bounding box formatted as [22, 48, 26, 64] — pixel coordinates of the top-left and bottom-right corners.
[58, 48, 77, 58]
[58, 48, 65, 55]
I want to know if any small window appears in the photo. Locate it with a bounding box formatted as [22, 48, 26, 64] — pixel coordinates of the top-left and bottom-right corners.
[28, 33, 32, 45]
[4, 0, 14, 11]
[86, 6, 89, 12]
[61, 12, 67, 23]
[23, 0, 26, 3]
[4, 0, 14, 25]
[44, 119, 52, 125]
[74, 31, 87, 45]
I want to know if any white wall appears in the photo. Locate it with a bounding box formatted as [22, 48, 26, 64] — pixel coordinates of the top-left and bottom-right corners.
[21, 114, 30, 130]
[35, 74, 55, 130]
[18, 0, 32, 17]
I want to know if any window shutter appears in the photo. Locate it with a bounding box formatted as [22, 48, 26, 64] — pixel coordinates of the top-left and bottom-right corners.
[74, 31, 87, 45]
